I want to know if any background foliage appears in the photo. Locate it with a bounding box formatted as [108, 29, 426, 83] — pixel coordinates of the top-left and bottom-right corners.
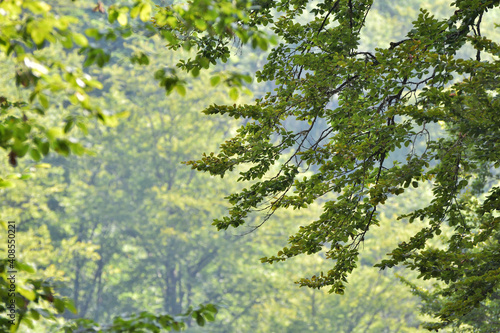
[0, 0, 498, 332]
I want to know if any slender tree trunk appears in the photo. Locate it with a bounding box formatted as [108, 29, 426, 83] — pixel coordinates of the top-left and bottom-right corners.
[164, 263, 182, 314]
[73, 257, 81, 314]
[94, 264, 104, 322]
[80, 257, 104, 318]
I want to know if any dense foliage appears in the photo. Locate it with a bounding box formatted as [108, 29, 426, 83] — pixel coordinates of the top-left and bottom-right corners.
[181, 0, 500, 330]
[1, 5, 424, 329]
[0, 0, 234, 331]
[1, 0, 499, 332]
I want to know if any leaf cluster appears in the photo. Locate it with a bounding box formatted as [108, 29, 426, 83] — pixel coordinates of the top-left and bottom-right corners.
[185, 0, 500, 329]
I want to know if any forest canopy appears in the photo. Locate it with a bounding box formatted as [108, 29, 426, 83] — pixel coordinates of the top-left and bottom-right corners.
[0, 0, 499, 332]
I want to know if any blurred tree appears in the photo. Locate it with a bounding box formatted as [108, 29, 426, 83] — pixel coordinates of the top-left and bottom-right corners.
[0, 0, 270, 169]
[0, 0, 262, 330]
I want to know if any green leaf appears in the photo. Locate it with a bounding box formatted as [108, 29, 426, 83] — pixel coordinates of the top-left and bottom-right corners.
[194, 313, 205, 327]
[194, 19, 207, 31]
[140, 3, 152, 22]
[258, 37, 268, 51]
[64, 299, 77, 314]
[117, 13, 128, 26]
[55, 139, 70, 156]
[205, 304, 217, 314]
[116, 111, 130, 119]
[210, 76, 221, 86]
[85, 28, 101, 39]
[30, 28, 47, 45]
[23, 318, 34, 329]
[17, 287, 36, 301]
[72, 33, 88, 47]
[140, 54, 149, 65]
[176, 84, 186, 96]
[191, 67, 200, 77]
[54, 298, 65, 313]
[47, 128, 63, 141]
[76, 122, 89, 135]
[29, 148, 42, 161]
[130, 4, 141, 18]
[242, 75, 252, 83]
[108, 9, 119, 23]
[16, 261, 35, 273]
[31, 310, 40, 320]
[204, 312, 215, 322]
[69, 142, 85, 155]
[13, 143, 30, 158]
[38, 94, 49, 109]
[40, 141, 50, 155]
[229, 87, 239, 101]
[24, 1, 51, 14]
[63, 120, 74, 133]
[0, 179, 14, 188]
[34, 163, 51, 169]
